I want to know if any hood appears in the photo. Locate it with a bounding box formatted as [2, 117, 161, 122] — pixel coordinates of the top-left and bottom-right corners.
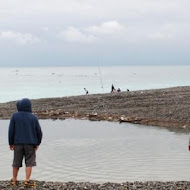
[18, 98, 32, 112]
[16, 101, 20, 111]
[16, 100, 21, 111]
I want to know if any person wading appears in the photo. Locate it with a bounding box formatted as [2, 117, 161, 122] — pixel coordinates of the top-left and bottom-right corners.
[8, 98, 43, 188]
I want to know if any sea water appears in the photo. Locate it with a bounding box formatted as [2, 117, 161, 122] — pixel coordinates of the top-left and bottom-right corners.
[0, 65, 190, 103]
[1, 119, 190, 182]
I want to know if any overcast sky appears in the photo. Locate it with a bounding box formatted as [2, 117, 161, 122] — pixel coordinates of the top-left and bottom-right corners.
[0, 0, 189, 66]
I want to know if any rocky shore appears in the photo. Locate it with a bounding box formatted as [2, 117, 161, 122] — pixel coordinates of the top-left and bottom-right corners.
[1, 87, 190, 189]
[0, 180, 190, 190]
[0, 86, 190, 131]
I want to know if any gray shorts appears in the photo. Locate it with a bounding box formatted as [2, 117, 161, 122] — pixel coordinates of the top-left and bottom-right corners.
[13, 145, 36, 168]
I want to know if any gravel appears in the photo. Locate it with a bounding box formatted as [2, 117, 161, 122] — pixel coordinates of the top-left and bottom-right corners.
[0, 180, 189, 190]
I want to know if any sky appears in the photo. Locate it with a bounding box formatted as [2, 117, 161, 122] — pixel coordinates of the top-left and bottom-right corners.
[0, 0, 190, 67]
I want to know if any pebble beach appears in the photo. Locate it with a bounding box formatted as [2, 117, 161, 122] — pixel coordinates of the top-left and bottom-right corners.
[1, 86, 190, 130]
[0, 180, 190, 190]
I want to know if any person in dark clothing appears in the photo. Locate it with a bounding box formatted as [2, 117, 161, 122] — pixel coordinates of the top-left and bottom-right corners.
[8, 98, 42, 187]
[84, 88, 89, 95]
[117, 88, 121, 92]
[111, 84, 115, 93]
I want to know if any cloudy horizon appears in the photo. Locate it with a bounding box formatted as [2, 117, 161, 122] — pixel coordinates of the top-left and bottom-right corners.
[0, 0, 189, 66]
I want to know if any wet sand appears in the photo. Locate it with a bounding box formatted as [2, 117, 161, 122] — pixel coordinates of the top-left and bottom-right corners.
[0, 86, 190, 131]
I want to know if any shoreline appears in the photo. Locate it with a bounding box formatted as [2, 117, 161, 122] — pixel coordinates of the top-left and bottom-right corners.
[1, 86, 190, 131]
[0, 180, 190, 190]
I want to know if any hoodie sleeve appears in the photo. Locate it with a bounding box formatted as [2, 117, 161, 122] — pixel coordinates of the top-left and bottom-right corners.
[8, 115, 15, 145]
[35, 117, 42, 145]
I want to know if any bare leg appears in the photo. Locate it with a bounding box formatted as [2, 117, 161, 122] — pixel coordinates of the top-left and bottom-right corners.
[13, 167, 19, 181]
[25, 167, 32, 181]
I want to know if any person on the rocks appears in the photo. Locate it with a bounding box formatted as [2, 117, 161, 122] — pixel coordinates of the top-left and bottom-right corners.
[111, 84, 115, 93]
[117, 88, 121, 92]
[8, 98, 43, 188]
[84, 88, 89, 95]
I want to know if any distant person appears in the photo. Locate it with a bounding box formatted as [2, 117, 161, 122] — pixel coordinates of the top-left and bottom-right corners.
[8, 98, 43, 188]
[111, 84, 115, 93]
[84, 88, 89, 95]
[117, 88, 121, 92]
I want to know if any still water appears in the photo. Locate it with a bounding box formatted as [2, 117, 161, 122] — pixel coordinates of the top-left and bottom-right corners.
[0, 119, 190, 182]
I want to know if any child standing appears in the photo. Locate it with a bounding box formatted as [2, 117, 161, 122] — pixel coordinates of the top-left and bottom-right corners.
[8, 98, 42, 187]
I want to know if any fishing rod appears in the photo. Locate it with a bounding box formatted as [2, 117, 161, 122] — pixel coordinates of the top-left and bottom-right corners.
[98, 62, 104, 92]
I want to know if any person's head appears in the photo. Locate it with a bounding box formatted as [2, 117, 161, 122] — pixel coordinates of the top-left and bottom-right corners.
[18, 98, 32, 112]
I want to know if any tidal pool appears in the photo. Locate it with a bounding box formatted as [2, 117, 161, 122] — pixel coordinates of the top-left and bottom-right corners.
[0, 119, 190, 182]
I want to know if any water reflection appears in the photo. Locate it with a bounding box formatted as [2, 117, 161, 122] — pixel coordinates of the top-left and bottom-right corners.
[0, 119, 190, 182]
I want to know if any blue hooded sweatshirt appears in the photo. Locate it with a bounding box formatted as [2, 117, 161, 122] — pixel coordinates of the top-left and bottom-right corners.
[8, 98, 42, 145]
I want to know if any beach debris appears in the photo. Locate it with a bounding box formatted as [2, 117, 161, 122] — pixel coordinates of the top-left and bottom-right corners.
[89, 113, 98, 117]
[120, 116, 142, 123]
[89, 113, 99, 121]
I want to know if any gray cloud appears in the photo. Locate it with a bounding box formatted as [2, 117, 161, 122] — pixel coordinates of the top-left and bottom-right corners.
[0, 0, 189, 66]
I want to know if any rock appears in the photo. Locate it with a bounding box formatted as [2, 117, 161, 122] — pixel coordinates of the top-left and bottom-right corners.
[108, 117, 112, 121]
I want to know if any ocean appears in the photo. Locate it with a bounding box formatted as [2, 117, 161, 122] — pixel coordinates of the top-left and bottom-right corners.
[0, 65, 189, 103]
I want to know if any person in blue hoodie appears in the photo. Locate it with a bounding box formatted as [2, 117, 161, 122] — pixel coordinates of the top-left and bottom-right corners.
[8, 98, 42, 187]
